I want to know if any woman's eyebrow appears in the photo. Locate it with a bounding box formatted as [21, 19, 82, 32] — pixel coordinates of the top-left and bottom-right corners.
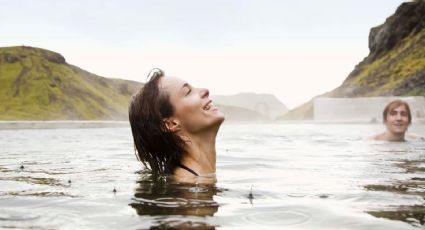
[181, 83, 191, 90]
[180, 83, 192, 95]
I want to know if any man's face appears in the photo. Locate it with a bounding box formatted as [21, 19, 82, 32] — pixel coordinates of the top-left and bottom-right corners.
[385, 105, 410, 135]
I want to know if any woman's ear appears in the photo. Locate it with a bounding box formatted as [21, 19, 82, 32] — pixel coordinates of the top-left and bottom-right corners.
[163, 118, 181, 132]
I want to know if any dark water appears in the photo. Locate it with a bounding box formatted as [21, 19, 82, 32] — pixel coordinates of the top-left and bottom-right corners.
[0, 123, 424, 229]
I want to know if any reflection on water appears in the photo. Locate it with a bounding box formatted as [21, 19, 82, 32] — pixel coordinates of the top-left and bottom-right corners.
[130, 171, 220, 229]
[368, 206, 425, 227]
[0, 176, 66, 187]
[365, 158, 425, 227]
[0, 191, 77, 197]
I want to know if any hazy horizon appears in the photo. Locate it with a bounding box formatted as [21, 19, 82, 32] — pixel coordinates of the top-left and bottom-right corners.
[0, 0, 406, 109]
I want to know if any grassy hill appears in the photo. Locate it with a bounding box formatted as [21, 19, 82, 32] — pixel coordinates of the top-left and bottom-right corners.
[0, 46, 142, 120]
[0, 46, 270, 121]
[280, 0, 425, 120]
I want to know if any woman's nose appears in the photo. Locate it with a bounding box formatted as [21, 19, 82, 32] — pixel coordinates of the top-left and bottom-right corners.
[200, 88, 209, 98]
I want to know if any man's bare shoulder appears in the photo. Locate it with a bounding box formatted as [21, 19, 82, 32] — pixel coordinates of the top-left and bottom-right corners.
[407, 134, 425, 141]
[368, 133, 386, 141]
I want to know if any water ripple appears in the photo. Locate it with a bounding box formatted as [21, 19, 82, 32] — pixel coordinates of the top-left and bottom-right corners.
[241, 209, 311, 226]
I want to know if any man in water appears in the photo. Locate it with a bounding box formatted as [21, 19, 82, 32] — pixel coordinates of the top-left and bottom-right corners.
[370, 99, 423, 142]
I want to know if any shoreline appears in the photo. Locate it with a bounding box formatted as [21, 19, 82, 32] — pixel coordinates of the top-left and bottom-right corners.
[1, 120, 424, 130]
[0, 120, 129, 130]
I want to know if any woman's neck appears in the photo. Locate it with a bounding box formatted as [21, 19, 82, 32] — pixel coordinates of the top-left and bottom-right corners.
[179, 130, 217, 176]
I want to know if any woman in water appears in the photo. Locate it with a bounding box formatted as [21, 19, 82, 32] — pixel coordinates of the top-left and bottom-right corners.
[129, 69, 225, 183]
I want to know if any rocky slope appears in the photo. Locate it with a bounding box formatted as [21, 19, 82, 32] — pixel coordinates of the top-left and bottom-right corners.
[281, 0, 425, 120]
[0, 46, 142, 120]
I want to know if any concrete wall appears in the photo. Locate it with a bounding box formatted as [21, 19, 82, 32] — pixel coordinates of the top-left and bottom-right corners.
[314, 97, 425, 123]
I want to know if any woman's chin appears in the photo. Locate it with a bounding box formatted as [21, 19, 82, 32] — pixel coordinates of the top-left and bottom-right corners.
[204, 108, 225, 122]
[214, 111, 225, 124]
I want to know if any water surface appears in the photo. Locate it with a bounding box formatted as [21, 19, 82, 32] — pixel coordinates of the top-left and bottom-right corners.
[0, 123, 424, 229]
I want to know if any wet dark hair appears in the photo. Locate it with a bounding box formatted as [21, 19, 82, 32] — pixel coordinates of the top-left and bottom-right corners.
[383, 99, 412, 124]
[129, 69, 185, 175]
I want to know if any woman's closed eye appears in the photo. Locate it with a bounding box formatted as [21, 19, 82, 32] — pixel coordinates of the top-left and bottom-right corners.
[182, 83, 192, 96]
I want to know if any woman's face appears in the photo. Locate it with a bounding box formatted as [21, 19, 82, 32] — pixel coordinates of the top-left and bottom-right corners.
[159, 76, 224, 134]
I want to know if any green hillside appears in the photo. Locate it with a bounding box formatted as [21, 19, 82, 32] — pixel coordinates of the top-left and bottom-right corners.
[0, 46, 142, 120]
[281, 0, 425, 120]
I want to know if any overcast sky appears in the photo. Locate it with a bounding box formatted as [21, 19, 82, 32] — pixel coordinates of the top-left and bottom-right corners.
[0, 0, 406, 108]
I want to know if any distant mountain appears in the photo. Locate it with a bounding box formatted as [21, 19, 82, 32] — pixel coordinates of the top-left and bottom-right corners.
[212, 93, 288, 119]
[0, 46, 142, 120]
[216, 104, 268, 121]
[280, 0, 425, 120]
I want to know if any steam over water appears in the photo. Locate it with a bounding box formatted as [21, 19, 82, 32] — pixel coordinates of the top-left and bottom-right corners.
[0, 123, 424, 229]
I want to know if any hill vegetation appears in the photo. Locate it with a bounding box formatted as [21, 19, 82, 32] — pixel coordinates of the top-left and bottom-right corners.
[0, 46, 142, 120]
